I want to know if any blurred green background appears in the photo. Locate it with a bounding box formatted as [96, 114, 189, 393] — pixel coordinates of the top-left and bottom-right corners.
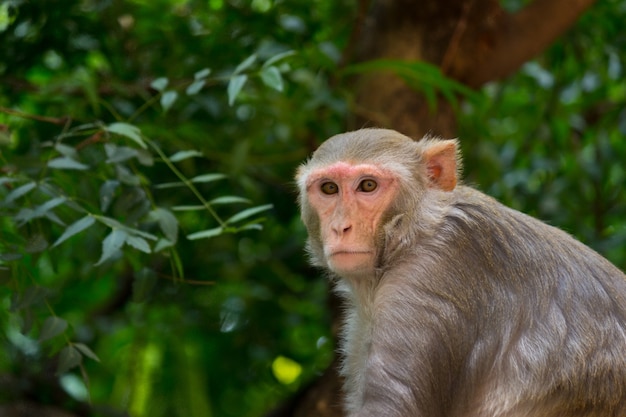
[0, 0, 624, 416]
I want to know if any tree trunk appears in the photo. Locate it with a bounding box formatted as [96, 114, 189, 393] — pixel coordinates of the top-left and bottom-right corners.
[276, 0, 597, 416]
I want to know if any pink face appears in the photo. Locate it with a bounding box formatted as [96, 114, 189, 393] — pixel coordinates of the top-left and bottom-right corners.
[304, 162, 399, 277]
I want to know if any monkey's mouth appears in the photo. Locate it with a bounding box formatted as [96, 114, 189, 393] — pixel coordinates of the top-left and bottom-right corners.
[328, 250, 373, 259]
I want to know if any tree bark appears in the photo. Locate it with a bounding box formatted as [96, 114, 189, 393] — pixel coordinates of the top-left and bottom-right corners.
[278, 1, 597, 416]
[349, 0, 597, 138]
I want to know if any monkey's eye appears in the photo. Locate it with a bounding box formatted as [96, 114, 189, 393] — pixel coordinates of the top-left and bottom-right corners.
[358, 179, 378, 192]
[320, 182, 339, 195]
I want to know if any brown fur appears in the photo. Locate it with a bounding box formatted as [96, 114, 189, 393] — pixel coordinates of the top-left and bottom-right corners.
[296, 128, 626, 417]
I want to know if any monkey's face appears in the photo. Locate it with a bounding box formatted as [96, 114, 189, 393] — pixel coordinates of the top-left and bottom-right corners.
[300, 161, 399, 278]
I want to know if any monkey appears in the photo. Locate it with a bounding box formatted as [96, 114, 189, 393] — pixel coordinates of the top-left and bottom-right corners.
[295, 128, 626, 417]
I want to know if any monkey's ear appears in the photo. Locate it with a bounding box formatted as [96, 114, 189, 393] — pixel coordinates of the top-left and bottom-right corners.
[421, 140, 458, 191]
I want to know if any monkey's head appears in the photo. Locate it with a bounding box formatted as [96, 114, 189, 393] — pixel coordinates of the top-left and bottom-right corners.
[296, 128, 459, 279]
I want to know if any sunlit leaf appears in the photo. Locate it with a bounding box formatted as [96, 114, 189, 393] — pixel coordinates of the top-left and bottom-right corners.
[57, 345, 82, 375]
[48, 157, 89, 170]
[234, 54, 257, 75]
[228, 74, 247, 106]
[151, 77, 168, 91]
[39, 316, 68, 342]
[95, 228, 127, 266]
[187, 226, 223, 240]
[73, 343, 101, 362]
[161, 91, 178, 112]
[260, 66, 284, 91]
[106, 122, 146, 149]
[225, 204, 273, 224]
[53, 216, 96, 248]
[169, 150, 203, 162]
[272, 355, 302, 385]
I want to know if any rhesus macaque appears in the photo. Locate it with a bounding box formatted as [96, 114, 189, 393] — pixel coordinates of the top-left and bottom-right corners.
[296, 128, 626, 417]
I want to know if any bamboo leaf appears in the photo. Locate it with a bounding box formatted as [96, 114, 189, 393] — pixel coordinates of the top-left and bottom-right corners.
[186, 79, 205, 95]
[149, 208, 178, 243]
[225, 204, 273, 224]
[4, 181, 36, 204]
[73, 343, 101, 362]
[194, 68, 211, 80]
[106, 122, 146, 149]
[57, 345, 82, 375]
[53, 216, 96, 247]
[169, 150, 203, 162]
[263, 50, 296, 68]
[187, 226, 224, 240]
[48, 157, 89, 170]
[227, 74, 247, 106]
[161, 91, 178, 112]
[150, 77, 169, 92]
[95, 229, 127, 266]
[125, 235, 151, 253]
[191, 173, 227, 183]
[209, 196, 250, 205]
[260, 66, 284, 91]
[234, 54, 257, 75]
[39, 316, 68, 342]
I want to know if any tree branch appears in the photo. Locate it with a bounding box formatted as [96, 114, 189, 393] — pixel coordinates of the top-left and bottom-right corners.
[464, 0, 597, 87]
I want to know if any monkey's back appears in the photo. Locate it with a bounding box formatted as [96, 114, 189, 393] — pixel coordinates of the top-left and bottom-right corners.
[421, 185, 626, 416]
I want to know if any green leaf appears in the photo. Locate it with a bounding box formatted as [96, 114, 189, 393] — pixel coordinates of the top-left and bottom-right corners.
[225, 204, 273, 224]
[53, 215, 96, 248]
[125, 235, 151, 253]
[161, 91, 178, 112]
[186, 79, 205, 95]
[234, 54, 257, 75]
[99, 180, 120, 212]
[263, 50, 296, 68]
[187, 226, 224, 240]
[4, 181, 36, 204]
[191, 173, 227, 183]
[55, 143, 78, 159]
[73, 343, 101, 362]
[107, 122, 147, 149]
[260, 66, 284, 91]
[169, 150, 203, 162]
[95, 228, 127, 266]
[57, 345, 82, 375]
[39, 316, 68, 342]
[209, 196, 250, 205]
[194, 68, 211, 80]
[172, 205, 205, 211]
[48, 157, 89, 170]
[228, 74, 247, 106]
[151, 77, 169, 91]
[105, 144, 139, 164]
[149, 208, 178, 243]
